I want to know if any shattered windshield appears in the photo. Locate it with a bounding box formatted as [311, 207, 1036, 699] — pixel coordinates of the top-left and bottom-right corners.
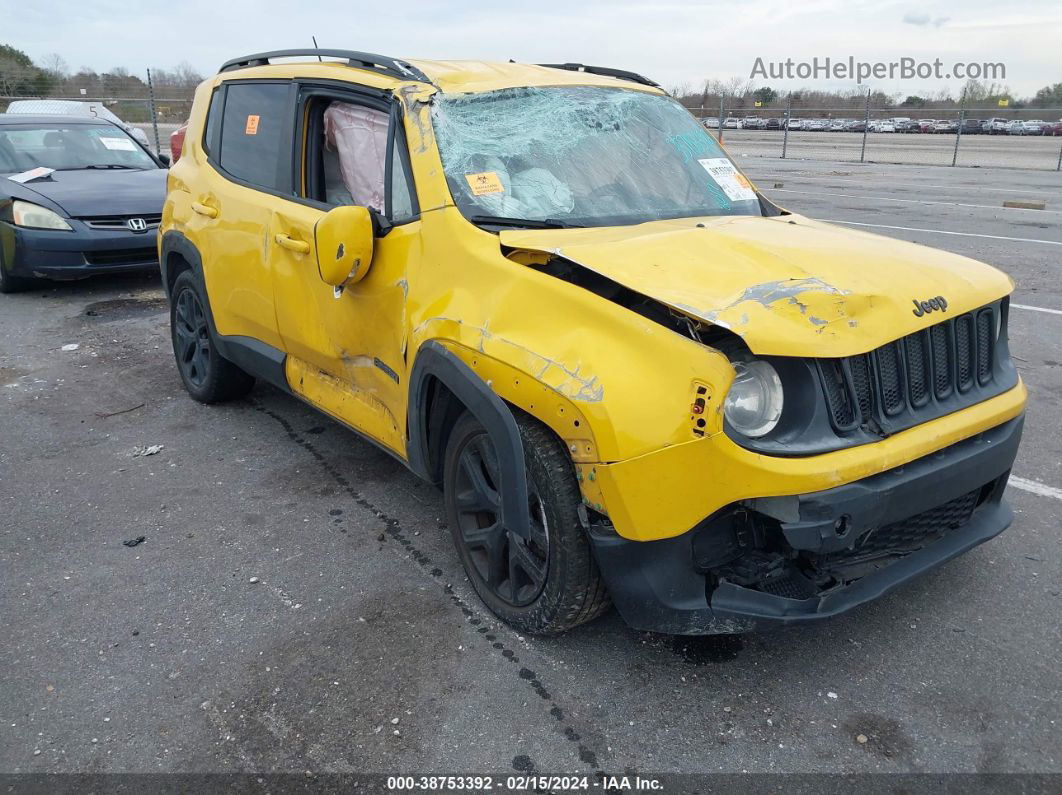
[432, 86, 761, 227]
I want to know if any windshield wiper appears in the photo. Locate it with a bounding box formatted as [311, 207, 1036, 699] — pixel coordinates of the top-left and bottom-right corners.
[75, 164, 143, 170]
[469, 214, 581, 230]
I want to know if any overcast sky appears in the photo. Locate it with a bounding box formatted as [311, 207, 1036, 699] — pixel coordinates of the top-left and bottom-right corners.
[5, 0, 1061, 97]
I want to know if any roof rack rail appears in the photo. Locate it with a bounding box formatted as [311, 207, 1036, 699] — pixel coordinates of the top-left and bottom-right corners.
[218, 49, 431, 83]
[537, 63, 661, 89]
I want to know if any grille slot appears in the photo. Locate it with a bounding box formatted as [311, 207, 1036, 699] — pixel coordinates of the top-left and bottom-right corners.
[905, 332, 930, 407]
[84, 247, 158, 266]
[819, 360, 855, 429]
[848, 356, 874, 418]
[820, 304, 1000, 433]
[976, 310, 993, 384]
[80, 213, 162, 230]
[930, 324, 951, 399]
[955, 314, 974, 391]
[876, 342, 905, 416]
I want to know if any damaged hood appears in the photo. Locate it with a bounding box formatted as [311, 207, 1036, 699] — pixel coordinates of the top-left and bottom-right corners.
[500, 214, 1013, 357]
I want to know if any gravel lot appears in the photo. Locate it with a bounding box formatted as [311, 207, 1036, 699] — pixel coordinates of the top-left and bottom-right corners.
[1, 159, 1059, 787]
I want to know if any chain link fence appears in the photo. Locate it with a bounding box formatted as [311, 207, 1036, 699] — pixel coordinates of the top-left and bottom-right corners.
[694, 101, 1062, 170]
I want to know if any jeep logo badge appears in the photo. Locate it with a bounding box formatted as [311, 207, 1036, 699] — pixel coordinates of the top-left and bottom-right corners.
[912, 296, 948, 317]
[127, 217, 148, 232]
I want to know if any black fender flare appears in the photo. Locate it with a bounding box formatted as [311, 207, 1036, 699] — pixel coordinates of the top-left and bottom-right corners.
[160, 229, 289, 391]
[408, 341, 530, 540]
[159, 230, 204, 299]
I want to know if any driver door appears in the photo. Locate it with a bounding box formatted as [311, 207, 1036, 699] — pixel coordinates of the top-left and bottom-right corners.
[270, 85, 421, 457]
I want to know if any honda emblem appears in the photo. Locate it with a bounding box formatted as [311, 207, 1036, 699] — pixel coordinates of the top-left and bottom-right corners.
[127, 217, 148, 232]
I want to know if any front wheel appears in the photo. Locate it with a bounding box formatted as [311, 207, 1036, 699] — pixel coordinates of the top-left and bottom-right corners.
[443, 411, 611, 635]
[169, 271, 255, 403]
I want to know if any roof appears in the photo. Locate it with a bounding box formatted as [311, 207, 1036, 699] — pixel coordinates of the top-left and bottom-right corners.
[0, 113, 116, 126]
[215, 50, 663, 96]
[407, 59, 663, 94]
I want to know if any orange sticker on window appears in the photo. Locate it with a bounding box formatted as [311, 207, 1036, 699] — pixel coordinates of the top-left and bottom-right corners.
[245, 115, 260, 135]
[465, 171, 504, 196]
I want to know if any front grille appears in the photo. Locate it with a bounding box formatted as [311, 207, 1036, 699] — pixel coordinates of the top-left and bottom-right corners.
[819, 303, 1001, 434]
[79, 213, 162, 231]
[857, 488, 980, 555]
[84, 247, 158, 266]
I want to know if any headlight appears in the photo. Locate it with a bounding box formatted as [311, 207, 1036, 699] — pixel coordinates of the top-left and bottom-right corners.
[724, 360, 784, 438]
[11, 200, 72, 231]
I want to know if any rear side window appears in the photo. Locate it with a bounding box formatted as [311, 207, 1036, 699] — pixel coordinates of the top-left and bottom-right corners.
[217, 82, 291, 190]
[202, 88, 223, 156]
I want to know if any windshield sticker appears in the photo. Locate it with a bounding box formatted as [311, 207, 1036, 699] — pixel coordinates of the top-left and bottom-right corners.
[698, 158, 756, 202]
[99, 137, 137, 151]
[465, 171, 505, 196]
[245, 115, 260, 135]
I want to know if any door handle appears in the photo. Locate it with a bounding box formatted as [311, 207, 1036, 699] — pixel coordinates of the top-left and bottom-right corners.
[191, 201, 218, 219]
[274, 234, 311, 254]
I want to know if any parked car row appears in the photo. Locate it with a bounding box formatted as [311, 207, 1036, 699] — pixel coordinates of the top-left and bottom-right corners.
[705, 115, 1062, 135]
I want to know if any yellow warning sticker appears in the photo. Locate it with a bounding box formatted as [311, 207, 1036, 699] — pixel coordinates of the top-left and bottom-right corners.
[245, 115, 260, 135]
[465, 171, 505, 196]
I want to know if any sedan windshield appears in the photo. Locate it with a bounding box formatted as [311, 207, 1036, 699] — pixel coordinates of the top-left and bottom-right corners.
[0, 124, 157, 174]
[432, 86, 762, 227]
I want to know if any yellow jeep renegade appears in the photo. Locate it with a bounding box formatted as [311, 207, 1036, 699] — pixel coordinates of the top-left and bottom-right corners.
[161, 49, 1026, 635]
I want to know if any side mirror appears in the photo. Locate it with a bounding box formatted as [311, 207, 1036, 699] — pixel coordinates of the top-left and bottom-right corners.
[314, 205, 375, 288]
[157, 154, 171, 166]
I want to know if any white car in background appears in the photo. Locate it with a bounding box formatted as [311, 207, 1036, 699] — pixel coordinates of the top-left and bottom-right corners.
[722, 117, 743, 129]
[785, 118, 804, 130]
[701, 117, 719, 129]
[4, 99, 151, 147]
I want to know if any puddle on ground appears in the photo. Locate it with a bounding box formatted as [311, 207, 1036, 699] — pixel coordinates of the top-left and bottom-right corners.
[82, 296, 168, 319]
[671, 633, 745, 664]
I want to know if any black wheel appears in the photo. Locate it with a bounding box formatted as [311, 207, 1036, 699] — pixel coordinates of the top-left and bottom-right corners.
[443, 411, 611, 635]
[169, 271, 254, 403]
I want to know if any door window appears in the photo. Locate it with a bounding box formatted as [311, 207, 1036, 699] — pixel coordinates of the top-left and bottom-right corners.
[301, 94, 418, 222]
[217, 82, 291, 190]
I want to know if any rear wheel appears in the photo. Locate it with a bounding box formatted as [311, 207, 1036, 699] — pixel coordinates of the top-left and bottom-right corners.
[443, 411, 611, 634]
[169, 271, 254, 403]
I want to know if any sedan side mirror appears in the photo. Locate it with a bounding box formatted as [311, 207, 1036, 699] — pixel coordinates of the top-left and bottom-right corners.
[157, 154, 171, 166]
[314, 205, 375, 288]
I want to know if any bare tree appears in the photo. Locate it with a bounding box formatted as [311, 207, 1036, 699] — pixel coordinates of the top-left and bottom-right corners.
[40, 53, 69, 80]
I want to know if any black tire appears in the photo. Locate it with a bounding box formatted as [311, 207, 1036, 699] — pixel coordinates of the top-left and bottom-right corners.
[169, 271, 255, 403]
[443, 410, 611, 635]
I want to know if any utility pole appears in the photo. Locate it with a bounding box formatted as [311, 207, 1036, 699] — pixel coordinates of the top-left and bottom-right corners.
[860, 88, 871, 163]
[952, 87, 966, 167]
[146, 69, 160, 156]
[781, 93, 792, 159]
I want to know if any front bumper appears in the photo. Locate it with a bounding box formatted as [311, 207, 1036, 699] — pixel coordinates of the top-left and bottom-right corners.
[1, 220, 159, 280]
[590, 414, 1023, 635]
